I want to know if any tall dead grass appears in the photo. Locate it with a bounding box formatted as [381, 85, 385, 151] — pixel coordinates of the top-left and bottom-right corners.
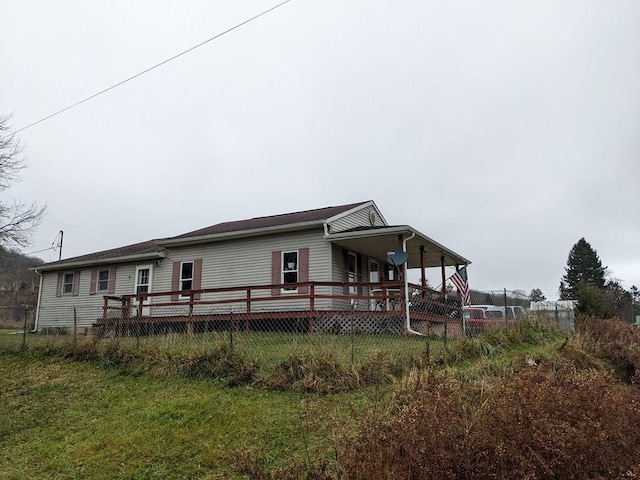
[335, 365, 640, 479]
[233, 319, 640, 479]
[573, 315, 640, 382]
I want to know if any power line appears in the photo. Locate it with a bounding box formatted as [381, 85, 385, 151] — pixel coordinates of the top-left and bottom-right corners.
[24, 247, 56, 256]
[13, 0, 292, 134]
[43, 219, 141, 242]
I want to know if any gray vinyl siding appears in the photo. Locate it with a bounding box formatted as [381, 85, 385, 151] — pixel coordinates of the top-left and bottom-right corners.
[37, 264, 138, 331]
[36, 228, 335, 329]
[158, 228, 332, 313]
[328, 204, 386, 233]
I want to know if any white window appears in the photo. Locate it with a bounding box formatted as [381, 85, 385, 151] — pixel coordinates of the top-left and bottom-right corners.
[97, 269, 109, 292]
[62, 272, 74, 295]
[347, 252, 357, 294]
[282, 251, 298, 291]
[369, 260, 380, 283]
[135, 267, 151, 295]
[180, 261, 194, 291]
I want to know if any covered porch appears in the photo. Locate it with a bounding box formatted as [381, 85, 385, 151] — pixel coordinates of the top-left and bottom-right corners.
[325, 224, 471, 294]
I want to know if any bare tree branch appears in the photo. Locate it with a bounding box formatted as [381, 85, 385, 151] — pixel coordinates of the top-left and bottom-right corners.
[0, 114, 46, 248]
[0, 114, 27, 191]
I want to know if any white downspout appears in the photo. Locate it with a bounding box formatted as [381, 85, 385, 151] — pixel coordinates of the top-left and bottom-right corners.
[324, 221, 334, 310]
[403, 232, 424, 336]
[32, 269, 43, 333]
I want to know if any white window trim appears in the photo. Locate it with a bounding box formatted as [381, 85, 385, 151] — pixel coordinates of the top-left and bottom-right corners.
[281, 250, 299, 293]
[347, 252, 358, 295]
[369, 260, 380, 283]
[96, 268, 110, 292]
[134, 265, 153, 295]
[62, 272, 75, 295]
[179, 261, 194, 299]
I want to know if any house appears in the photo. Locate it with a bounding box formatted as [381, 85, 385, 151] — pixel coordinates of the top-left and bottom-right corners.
[32, 201, 470, 335]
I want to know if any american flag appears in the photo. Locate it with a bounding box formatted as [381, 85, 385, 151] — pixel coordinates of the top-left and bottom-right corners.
[450, 266, 471, 305]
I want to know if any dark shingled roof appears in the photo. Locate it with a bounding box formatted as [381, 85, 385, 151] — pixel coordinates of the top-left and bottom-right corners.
[40, 201, 370, 268]
[172, 201, 369, 239]
[38, 240, 165, 268]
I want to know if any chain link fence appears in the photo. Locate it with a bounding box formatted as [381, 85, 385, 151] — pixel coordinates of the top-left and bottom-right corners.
[0, 288, 575, 370]
[463, 289, 575, 336]
[2, 304, 438, 370]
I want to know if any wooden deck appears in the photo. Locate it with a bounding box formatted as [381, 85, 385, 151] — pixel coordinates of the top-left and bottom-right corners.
[95, 281, 462, 337]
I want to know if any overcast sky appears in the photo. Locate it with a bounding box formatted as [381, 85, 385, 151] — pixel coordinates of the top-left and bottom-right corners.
[1, 0, 639, 300]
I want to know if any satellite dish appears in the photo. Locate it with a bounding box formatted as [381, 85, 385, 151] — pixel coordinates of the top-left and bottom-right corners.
[386, 251, 408, 267]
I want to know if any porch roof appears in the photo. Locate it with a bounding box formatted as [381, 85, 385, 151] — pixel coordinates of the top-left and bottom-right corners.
[325, 225, 470, 268]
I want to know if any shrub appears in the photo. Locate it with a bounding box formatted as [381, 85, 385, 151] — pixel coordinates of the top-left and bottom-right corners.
[334, 366, 640, 479]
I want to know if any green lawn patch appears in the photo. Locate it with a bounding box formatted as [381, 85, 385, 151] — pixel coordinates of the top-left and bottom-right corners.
[0, 355, 350, 479]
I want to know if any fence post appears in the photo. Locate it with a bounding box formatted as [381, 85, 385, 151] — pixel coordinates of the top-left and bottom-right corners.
[443, 308, 448, 352]
[504, 288, 508, 326]
[229, 309, 234, 349]
[22, 305, 28, 350]
[134, 300, 140, 348]
[350, 300, 355, 367]
[73, 306, 77, 346]
[187, 293, 194, 335]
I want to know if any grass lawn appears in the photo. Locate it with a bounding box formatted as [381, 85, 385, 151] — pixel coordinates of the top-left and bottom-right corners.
[0, 329, 443, 479]
[0, 320, 576, 479]
[0, 354, 367, 479]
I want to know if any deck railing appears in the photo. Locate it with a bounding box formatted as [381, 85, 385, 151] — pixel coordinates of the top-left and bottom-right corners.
[99, 281, 460, 336]
[102, 282, 455, 317]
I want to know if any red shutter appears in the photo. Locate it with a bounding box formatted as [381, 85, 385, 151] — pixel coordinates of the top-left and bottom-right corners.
[89, 269, 97, 295]
[171, 261, 180, 301]
[193, 259, 202, 300]
[271, 251, 281, 296]
[107, 266, 117, 294]
[56, 273, 63, 297]
[72, 270, 81, 296]
[298, 248, 309, 294]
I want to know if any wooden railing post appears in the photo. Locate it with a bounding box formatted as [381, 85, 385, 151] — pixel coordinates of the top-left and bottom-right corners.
[246, 289, 251, 314]
[309, 284, 315, 311]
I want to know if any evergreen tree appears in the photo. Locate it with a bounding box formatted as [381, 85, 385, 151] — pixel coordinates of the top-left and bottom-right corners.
[559, 238, 606, 300]
[529, 288, 546, 302]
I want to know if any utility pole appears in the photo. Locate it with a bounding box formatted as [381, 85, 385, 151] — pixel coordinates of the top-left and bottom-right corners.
[58, 230, 63, 261]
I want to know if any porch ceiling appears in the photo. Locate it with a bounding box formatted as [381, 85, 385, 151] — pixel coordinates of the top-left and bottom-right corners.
[325, 225, 470, 269]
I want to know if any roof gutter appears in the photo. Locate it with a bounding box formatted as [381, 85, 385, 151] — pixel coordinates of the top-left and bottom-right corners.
[325, 225, 472, 266]
[31, 251, 167, 272]
[324, 225, 412, 240]
[157, 220, 325, 247]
